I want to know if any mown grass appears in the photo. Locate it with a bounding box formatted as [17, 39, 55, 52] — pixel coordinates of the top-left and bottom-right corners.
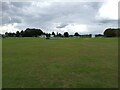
[0, 38, 2, 89]
[2, 37, 118, 88]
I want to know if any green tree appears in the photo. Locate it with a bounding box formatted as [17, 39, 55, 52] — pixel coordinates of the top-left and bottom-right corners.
[64, 32, 69, 37]
[52, 32, 55, 36]
[74, 32, 79, 36]
[104, 28, 116, 37]
[23, 28, 43, 37]
[16, 31, 20, 37]
[20, 30, 24, 37]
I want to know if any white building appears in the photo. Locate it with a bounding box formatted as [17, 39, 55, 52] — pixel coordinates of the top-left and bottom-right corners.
[92, 34, 95, 38]
[39, 35, 46, 38]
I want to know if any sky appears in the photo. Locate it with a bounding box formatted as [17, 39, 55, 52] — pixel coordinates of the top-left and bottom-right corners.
[0, 0, 119, 35]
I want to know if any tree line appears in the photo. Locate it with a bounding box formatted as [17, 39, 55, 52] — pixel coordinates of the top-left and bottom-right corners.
[2, 28, 120, 38]
[5, 28, 44, 37]
[103, 28, 120, 37]
[3, 28, 91, 38]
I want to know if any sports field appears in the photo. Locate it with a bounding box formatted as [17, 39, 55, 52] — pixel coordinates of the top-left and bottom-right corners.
[2, 37, 118, 88]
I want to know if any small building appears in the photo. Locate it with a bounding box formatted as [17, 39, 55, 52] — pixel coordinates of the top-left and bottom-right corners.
[92, 34, 95, 38]
[39, 35, 46, 38]
[50, 35, 54, 38]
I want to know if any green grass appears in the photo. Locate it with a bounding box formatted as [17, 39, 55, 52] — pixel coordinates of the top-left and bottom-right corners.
[0, 38, 2, 89]
[2, 37, 118, 88]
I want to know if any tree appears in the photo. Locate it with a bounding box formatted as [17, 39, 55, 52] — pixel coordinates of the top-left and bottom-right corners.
[64, 32, 69, 37]
[20, 30, 24, 37]
[104, 28, 116, 37]
[74, 32, 79, 36]
[52, 32, 55, 36]
[16, 31, 20, 37]
[5, 32, 8, 37]
[5, 32, 15, 37]
[22, 28, 43, 37]
[58, 33, 62, 37]
[115, 29, 120, 37]
[46, 33, 51, 39]
[95, 34, 103, 38]
[56, 32, 59, 37]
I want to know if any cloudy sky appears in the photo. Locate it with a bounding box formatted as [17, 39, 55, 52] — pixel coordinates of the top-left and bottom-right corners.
[0, 0, 119, 35]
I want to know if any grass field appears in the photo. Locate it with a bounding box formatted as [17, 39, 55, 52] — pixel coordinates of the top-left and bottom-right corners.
[0, 38, 2, 89]
[2, 37, 118, 88]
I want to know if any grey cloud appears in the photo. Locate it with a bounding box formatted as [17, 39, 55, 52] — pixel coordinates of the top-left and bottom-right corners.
[2, 2, 102, 25]
[56, 23, 68, 28]
[1, 1, 117, 34]
[86, 2, 103, 10]
[2, 2, 31, 10]
[99, 19, 118, 24]
[25, 1, 102, 30]
[47, 2, 102, 24]
[10, 17, 22, 23]
[2, 14, 22, 25]
[10, 2, 31, 8]
[2, 2, 10, 11]
[1, 2, 31, 25]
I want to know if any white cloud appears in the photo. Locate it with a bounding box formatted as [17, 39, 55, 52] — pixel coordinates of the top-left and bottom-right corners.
[31, 1, 51, 8]
[0, 23, 21, 34]
[66, 24, 88, 34]
[55, 23, 88, 35]
[98, 0, 118, 20]
[0, 1, 118, 34]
